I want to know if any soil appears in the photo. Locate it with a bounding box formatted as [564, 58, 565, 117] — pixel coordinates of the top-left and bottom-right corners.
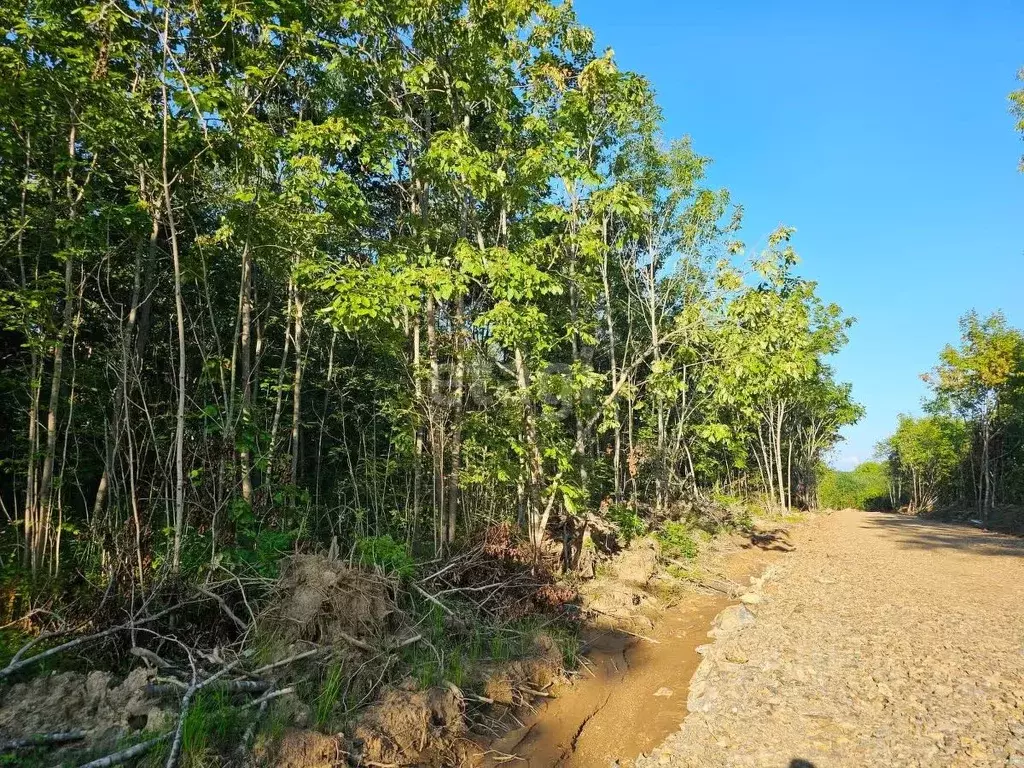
[638, 509, 1024, 767]
[479, 525, 788, 767]
[0, 665, 171, 757]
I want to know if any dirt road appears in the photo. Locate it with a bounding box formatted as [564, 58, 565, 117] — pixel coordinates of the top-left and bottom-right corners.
[639, 509, 1024, 768]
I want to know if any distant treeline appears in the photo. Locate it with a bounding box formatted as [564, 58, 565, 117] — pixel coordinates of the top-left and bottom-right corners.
[876, 312, 1023, 528]
[818, 462, 891, 511]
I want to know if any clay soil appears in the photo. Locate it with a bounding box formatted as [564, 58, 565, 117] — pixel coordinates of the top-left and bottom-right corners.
[479, 525, 788, 767]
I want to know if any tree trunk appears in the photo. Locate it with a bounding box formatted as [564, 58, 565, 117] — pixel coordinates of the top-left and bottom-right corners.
[774, 399, 787, 510]
[515, 347, 544, 546]
[446, 297, 465, 547]
[161, 23, 189, 571]
[289, 280, 304, 487]
[239, 240, 253, 503]
[425, 293, 443, 551]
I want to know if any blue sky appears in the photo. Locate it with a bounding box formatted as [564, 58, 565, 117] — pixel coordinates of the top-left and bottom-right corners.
[576, 0, 1024, 469]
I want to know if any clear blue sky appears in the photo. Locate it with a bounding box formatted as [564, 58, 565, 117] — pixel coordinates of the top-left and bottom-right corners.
[576, 0, 1024, 469]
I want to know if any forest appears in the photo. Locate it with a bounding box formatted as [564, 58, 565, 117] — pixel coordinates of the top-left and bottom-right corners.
[0, 0, 860, 586]
[817, 311, 1024, 528]
[0, 0, 1019, 765]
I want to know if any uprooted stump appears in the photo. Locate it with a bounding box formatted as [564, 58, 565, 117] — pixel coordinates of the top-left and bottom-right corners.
[255, 728, 342, 768]
[580, 538, 663, 630]
[256, 685, 467, 768]
[259, 554, 403, 650]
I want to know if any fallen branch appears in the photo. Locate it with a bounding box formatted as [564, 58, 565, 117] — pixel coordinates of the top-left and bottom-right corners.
[238, 687, 295, 760]
[518, 686, 556, 699]
[194, 584, 247, 631]
[250, 647, 324, 676]
[244, 686, 295, 709]
[390, 633, 423, 650]
[334, 629, 374, 653]
[1, 601, 200, 681]
[165, 655, 249, 768]
[616, 626, 661, 644]
[130, 646, 174, 669]
[447, 682, 494, 705]
[77, 733, 171, 768]
[664, 562, 741, 596]
[0, 729, 85, 751]
[146, 679, 270, 697]
[412, 584, 453, 616]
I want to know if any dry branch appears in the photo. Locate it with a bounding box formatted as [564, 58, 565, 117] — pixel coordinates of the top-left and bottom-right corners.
[1, 601, 196, 680]
[334, 629, 374, 653]
[250, 647, 324, 676]
[244, 686, 295, 709]
[0, 729, 85, 751]
[130, 646, 173, 669]
[165, 654, 249, 768]
[146, 679, 270, 697]
[413, 583, 453, 615]
[518, 686, 556, 699]
[76, 733, 171, 768]
[194, 584, 247, 631]
[390, 633, 423, 650]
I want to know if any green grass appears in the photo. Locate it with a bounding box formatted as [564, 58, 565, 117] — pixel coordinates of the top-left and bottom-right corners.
[314, 661, 345, 727]
[179, 691, 243, 767]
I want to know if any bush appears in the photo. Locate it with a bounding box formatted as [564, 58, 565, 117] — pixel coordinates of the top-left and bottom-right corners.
[656, 521, 699, 560]
[606, 503, 647, 544]
[355, 535, 416, 579]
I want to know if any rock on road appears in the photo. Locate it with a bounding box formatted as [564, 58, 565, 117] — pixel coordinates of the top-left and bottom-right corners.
[638, 509, 1024, 768]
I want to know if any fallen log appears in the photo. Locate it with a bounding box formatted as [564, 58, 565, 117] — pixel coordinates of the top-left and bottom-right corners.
[1, 601, 202, 681]
[0, 729, 85, 751]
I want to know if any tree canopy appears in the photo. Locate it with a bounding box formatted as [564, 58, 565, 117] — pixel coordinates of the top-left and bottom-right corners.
[0, 0, 860, 584]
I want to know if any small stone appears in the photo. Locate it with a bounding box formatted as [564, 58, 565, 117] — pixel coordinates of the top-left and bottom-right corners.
[654, 687, 674, 697]
[739, 593, 762, 605]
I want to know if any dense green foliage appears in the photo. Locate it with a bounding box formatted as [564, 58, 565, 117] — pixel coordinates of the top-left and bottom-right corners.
[880, 312, 1024, 527]
[817, 461, 890, 511]
[0, 0, 860, 593]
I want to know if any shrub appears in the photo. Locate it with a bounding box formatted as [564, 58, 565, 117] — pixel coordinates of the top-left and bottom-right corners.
[355, 535, 416, 579]
[606, 503, 647, 544]
[818, 461, 890, 510]
[656, 521, 699, 560]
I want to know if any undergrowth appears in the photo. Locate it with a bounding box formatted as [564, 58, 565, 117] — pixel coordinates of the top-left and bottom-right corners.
[656, 521, 700, 560]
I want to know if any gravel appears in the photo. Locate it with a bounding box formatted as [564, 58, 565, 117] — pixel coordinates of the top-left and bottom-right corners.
[637, 509, 1024, 768]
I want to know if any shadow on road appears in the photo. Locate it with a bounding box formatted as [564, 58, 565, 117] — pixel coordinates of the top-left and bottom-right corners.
[744, 528, 796, 552]
[860, 510, 1024, 558]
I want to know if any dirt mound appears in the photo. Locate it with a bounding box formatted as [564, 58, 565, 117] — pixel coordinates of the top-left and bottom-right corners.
[351, 683, 467, 766]
[580, 539, 662, 629]
[256, 728, 341, 768]
[260, 554, 401, 648]
[0, 666, 169, 748]
[476, 632, 562, 706]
